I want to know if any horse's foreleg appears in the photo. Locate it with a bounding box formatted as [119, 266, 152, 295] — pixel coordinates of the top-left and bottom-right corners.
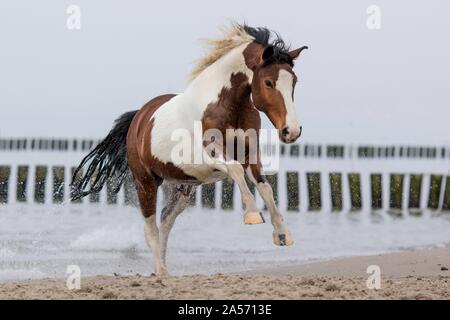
[159, 184, 196, 272]
[246, 165, 294, 246]
[209, 156, 264, 225]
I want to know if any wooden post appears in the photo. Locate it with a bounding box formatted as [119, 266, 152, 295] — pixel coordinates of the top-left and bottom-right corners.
[389, 174, 404, 211]
[16, 166, 29, 202]
[290, 145, 300, 157]
[427, 175, 443, 210]
[442, 176, 450, 211]
[221, 178, 234, 210]
[201, 183, 216, 209]
[0, 166, 10, 204]
[370, 174, 382, 210]
[408, 174, 422, 212]
[52, 166, 65, 204]
[286, 172, 299, 211]
[348, 173, 362, 211]
[34, 166, 48, 204]
[124, 174, 138, 206]
[329, 173, 343, 211]
[70, 167, 82, 203]
[307, 172, 321, 211]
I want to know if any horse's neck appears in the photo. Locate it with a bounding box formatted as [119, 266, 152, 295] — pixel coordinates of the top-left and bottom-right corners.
[183, 43, 253, 115]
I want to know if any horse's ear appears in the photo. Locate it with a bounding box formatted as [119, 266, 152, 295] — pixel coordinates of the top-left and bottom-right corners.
[288, 46, 309, 60]
[262, 46, 275, 62]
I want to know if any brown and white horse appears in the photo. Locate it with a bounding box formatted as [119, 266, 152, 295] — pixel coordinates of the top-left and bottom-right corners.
[71, 24, 307, 276]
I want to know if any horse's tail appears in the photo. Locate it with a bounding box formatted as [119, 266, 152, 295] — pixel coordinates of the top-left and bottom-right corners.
[70, 110, 138, 201]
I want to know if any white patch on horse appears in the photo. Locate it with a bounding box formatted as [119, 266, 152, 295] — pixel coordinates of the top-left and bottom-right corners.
[276, 69, 300, 137]
[150, 43, 253, 182]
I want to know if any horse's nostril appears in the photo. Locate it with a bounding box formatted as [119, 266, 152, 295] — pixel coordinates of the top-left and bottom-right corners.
[282, 127, 290, 137]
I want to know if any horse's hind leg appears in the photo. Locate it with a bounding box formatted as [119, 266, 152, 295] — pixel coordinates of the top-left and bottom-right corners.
[134, 177, 166, 275]
[159, 184, 196, 272]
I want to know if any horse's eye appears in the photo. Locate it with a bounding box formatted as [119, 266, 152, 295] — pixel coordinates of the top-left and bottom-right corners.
[264, 80, 274, 88]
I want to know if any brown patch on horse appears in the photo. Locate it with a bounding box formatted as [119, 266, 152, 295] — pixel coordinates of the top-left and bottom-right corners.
[202, 72, 252, 135]
[201, 72, 261, 165]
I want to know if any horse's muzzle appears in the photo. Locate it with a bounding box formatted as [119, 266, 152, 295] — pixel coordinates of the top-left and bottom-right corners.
[280, 126, 302, 144]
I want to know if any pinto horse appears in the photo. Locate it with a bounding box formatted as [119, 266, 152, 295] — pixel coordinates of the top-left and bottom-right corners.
[71, 24, 307, 276]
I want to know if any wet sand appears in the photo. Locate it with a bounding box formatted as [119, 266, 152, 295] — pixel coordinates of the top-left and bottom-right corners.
[0, 247, 449, 300]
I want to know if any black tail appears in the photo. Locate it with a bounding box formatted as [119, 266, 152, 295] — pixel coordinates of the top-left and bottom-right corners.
[70, 110, 138, 201]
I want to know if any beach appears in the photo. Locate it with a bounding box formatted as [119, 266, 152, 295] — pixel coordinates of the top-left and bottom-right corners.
[1, 246, 448, 300]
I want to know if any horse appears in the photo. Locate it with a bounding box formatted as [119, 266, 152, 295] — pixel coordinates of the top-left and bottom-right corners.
[71, 24, 308, 276]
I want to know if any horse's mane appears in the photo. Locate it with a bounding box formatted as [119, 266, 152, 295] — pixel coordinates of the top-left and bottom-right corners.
[190, 23, 292, 81]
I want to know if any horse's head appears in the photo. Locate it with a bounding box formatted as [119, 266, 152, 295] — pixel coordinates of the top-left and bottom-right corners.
[250, 45, 308, 144]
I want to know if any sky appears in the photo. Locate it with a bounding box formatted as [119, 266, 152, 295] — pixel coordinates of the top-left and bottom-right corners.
[0, 0, 449, 144]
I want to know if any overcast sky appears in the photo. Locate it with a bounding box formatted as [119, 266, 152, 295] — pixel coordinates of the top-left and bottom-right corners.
[0, 0, 449, 144]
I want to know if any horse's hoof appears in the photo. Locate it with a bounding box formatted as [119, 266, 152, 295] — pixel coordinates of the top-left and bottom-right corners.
[244, 211, 265, 225]
[154, 271, 169, 278]
[154, 266, 169, 277]
[273, 230, 294, 246]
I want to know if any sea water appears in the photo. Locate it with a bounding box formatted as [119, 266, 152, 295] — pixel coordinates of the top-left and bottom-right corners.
[1, 203, 450, 281]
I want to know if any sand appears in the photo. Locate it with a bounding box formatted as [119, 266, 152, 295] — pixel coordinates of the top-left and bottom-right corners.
[0, 247, 449, 300]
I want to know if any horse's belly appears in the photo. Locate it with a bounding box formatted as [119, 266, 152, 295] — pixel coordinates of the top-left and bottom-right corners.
[158, 165, 226, 185]
[179, 164, 228, 183]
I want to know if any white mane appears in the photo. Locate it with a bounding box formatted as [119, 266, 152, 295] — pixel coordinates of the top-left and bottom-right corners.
[189, 24, 255, 81]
